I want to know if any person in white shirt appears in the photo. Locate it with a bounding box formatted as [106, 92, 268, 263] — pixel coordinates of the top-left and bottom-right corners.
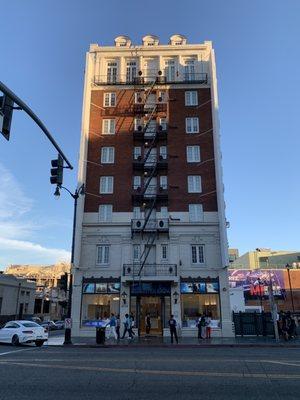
[205, 312, 212, 339]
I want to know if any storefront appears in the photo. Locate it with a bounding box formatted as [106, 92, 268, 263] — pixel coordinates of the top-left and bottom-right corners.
[81, 278, 120, 327]
[180, 278, 220, 329]
[129, 282, 171, 335]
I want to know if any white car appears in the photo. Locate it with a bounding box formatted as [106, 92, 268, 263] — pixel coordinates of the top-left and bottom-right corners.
[0, 320, 48, 347]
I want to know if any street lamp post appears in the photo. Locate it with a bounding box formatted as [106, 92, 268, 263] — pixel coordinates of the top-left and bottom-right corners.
[286, 263, 295, 313]
[54, 183, 85, 345]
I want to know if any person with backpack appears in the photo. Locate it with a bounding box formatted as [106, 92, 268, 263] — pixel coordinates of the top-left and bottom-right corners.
[168, 314, 178, 344]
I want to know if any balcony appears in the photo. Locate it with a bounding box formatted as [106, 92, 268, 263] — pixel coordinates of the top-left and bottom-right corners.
[133, 124, 168, 141]
[133, 103, 167, 114]
[133, 156, 168, 171]
[123, 263, 177, 278]
[131, 218, 169, 233]
[94, 73, 209, 86]
[132, 185, 168, 203]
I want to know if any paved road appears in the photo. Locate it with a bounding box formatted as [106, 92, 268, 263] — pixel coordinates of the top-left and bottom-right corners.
[0, 344, 300, 399]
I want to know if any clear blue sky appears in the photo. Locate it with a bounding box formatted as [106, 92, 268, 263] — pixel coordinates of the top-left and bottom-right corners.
[0, 0, 299, 269]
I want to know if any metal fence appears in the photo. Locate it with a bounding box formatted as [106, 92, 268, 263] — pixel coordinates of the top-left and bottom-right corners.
[232, 312, 275, 336]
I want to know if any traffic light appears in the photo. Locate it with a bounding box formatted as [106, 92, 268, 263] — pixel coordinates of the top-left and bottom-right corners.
[50, 154, 64, 185]
[0, 95, 14, 140]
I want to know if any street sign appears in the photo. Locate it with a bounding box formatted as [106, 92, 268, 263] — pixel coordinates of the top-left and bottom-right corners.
[64, 318, 72, 329]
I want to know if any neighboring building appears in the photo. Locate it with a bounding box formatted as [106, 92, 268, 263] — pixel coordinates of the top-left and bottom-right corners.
[0, 274, 35, 324]
[72, 35, 233, 337]
[231, 249, 300, 270]
[5, 263, 70, 320]
[228, 248, 239, 264]
[228, 268, 300, 312]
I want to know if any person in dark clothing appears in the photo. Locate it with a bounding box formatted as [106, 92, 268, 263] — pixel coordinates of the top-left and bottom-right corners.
[121, 314, 132, 339]
[116, 314, 120, 340]
[145, 313, 151, 335]
[168, 314, 178, 344]
[197, 314, 202, 339]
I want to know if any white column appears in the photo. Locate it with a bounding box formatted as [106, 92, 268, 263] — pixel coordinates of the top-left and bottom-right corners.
[71, 270, 83, 336]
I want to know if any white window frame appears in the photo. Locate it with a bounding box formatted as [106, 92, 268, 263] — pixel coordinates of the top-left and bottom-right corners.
[188, 175, 202, 193]
[158, 91, 167, 103]
[160, 206, 168, 219]
[191, 245, 205, 264]
[101, 147, 115, 164]
[97, 245, 110, 265]
[185, 117, 199, 134]
[185, 91, 198, 106]
[103, 93, 116, 107]
[159, 117, 167, 131]
[133, 207, 142, 219]
[189, 204, 204, 222]
[161, 244, 168, 261]
[106, 62, 118, 83]
[102, 119, 116, 134]
[133, 146, 142, 160]
[99, 205, 113, 222]
[159, 146, 167, 159]
[134, 117, 143, 132]
[186, 145, 200, 163]
[133, 176, 141, 190]
[100, 176, 114, 194]
[133, 244, 141, 261]
[160, 175, 168, 190]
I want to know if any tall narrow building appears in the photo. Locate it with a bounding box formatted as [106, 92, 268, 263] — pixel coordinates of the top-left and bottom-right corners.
[72, 35, 233, 337]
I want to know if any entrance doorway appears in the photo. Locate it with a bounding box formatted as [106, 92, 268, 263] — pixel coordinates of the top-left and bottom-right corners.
[139, 296, 162, 335]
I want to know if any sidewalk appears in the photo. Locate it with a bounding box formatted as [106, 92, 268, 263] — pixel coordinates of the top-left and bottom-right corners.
[46, 334, 300, 348]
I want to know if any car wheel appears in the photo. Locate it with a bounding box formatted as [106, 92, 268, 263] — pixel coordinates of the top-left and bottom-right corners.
[35, 340, 44, 347]
[12, 335, 20, 346]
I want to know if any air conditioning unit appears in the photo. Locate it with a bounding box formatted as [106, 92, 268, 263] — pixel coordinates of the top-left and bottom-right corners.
[157, 219, 167, 229]
[132, 219, 143, 230]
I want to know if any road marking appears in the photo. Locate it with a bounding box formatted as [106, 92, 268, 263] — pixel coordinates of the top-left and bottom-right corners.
[262, 360, 300, 367]
[0, 360, 300, 380]
[0, 348, 35, 357]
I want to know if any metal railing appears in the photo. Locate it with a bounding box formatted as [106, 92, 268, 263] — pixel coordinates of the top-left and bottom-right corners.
[94, 73, 209, 86]
[133, 156, 168, 169]
[123, 263, 177, 277]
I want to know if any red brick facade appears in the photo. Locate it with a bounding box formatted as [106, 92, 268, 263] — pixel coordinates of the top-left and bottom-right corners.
[84, 88, 218, 213]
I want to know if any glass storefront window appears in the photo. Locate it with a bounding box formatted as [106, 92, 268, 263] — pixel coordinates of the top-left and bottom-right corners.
[81, 294, 120, 326]
[181, 294, 220, 328]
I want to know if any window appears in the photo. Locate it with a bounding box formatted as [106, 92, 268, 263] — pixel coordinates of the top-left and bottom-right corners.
[189, 204, 204, 222]
[133, 245, 141, 261]
[104, 93, 116, 107]
[133, 147, 141, 160]
[134, 118, 143, 131]
[97, 245, 110, 264]
[186, 146, 200, 162]
[100, 176, 114, 194]
[188, 176, 202, 193]
[185, 117, 199, 134]
[107, 62, 117, 83]
[159, 118, 167, 131]
[101, 147, 115, 163]
[161, 244, 168, 260]
[102, 119, 115, 134]
[133, 176, 141, 189]
[133, 207, 141, 219]
[191, 245, 205, 264]
[134, 92, 143, 104]
[160, 176, 168, 189]
[99, 205, 113, 222]
[158, 91, 167, 103]
[159, 146, 167, 159]
[165, 59, 175, 82]
[126, 61, 137, 82]
[185, 91, 198, 106]
[160, 207, 168, 218]
[184, 60, 195, 81]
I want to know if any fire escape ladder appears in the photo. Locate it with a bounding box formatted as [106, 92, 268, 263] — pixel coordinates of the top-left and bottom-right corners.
[142, 197, 156, 231]
[138, 231, 157, 277]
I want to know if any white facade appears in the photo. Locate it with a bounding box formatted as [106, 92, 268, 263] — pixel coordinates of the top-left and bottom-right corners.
[72, 35, 233, 338]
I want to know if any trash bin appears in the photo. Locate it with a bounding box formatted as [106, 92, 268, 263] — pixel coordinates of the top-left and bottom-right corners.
[96, 327, 106, 344]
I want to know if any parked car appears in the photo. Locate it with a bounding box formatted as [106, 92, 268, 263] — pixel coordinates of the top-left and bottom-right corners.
[40, 321, 57, 331]
[54, 320, 65, 330]
[0, 320, 48, 347]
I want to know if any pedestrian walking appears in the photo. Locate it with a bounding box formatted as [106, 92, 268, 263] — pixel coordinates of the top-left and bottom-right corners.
[168, 314, 178, 344]
[199, 314, 206, 339]
[121, 314, 132, 339]
[205, 312, 212, 339]
[129, 313, 136, 337]
[107, 313, 118, 340]
[116, 314, 120, 340]
[145, 313, 151, 335]
[196, 314, 202, 339]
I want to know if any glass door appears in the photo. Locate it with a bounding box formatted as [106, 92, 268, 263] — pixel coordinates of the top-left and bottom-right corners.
[139, 296, 162, 335]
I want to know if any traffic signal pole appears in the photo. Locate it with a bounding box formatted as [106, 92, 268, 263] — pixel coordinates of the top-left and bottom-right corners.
[0, 80, 73, 169]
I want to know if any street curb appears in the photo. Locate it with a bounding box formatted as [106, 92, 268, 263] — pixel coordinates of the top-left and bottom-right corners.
[49, 343, 300, 349]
